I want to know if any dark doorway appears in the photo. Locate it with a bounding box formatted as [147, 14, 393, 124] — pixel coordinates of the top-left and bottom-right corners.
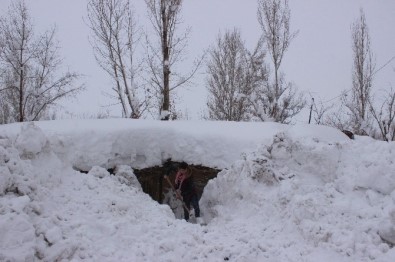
[133, 161, 220, 204]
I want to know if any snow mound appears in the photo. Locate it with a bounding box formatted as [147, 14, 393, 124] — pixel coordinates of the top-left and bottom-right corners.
[15, 122, 49, 159]
[0, 123, 175, 261]
[1, 120, 395, 261]
[201, 131, 395, 260]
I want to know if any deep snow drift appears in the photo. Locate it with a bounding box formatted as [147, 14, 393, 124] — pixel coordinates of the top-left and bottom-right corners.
[0, 119, 395, 261]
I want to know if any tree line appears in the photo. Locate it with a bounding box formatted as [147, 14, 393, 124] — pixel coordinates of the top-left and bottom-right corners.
[0, 0, 394, 141]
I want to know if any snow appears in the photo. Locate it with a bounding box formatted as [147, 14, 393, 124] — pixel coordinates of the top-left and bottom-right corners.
[0, 119, 395, 261]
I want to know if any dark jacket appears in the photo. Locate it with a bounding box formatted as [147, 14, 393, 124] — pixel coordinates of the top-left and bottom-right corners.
[175, 169, 197, 201]
[178, 176, 196, 200]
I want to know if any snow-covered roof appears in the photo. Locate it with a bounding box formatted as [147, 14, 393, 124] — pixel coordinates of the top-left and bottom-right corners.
[0, 119, 348, 170]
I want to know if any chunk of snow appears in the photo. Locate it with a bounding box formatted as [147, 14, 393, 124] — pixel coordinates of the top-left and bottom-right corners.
[15, 123, 49, 159]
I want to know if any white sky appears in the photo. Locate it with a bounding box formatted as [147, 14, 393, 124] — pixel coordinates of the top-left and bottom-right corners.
[1, 0, 394, 121]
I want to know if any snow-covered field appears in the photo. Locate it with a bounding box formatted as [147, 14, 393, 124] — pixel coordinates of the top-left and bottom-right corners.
[0, 119, 395, 261]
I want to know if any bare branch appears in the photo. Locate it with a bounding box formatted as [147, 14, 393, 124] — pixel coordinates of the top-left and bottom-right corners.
[369, 87, 395, 141]
[256, 0, 304, 123]
[144, 0, 202, 120]
[206, 29, 268, 121]
[87, 0, 150, 118]
[0, 0, 82, 123]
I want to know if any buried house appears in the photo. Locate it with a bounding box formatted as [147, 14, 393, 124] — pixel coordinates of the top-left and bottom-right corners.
[0, 119, 348, 218]
[1, 119, 395, 261]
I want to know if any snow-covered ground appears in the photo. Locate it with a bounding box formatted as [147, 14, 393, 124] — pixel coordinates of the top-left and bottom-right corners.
[0, 119, 395, 261]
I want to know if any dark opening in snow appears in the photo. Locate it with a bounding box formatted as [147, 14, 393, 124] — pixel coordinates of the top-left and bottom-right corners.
[133, 161, 220, 204]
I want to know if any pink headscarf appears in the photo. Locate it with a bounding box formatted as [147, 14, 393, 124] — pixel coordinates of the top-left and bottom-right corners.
[175, 170, 186, 186]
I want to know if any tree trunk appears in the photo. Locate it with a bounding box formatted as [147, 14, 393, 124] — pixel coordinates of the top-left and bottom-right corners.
[161, 1, 170, 120]
[19, 46, 24, 122]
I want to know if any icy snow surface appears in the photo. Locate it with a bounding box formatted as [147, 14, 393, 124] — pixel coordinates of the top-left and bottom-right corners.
[0, 119, 395, 261]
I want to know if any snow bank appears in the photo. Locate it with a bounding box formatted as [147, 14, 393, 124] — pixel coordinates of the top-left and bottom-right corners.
[201, 131, 395, 261]
[0, 123, 177, 261]
[0, 119, 394, 261]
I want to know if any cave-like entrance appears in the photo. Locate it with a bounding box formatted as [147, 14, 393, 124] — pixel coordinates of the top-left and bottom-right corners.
[133, 161, 220, 212]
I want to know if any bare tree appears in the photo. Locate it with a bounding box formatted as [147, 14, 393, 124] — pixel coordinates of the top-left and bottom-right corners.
[252, 73, 305, 123]
[87, 0, 149, 119]
[370, 88, 395, 141]
[257, 0, 304, 123]
[206, 29, 267, 121]
[0, 1, 82, 123]
[343, 9, 376, 135]
[145, 0, 203, 120]
[325, 104, 350, 132]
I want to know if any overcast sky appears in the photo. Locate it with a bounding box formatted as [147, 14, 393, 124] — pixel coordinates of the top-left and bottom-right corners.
[1, 0, 395, 121]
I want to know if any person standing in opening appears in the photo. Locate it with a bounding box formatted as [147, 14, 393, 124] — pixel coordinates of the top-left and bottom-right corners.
[175, 162, 201, 222]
